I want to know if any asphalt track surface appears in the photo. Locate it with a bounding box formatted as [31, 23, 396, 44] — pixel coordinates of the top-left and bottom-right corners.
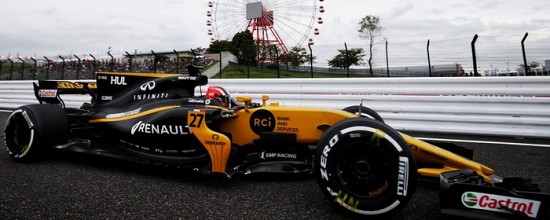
[0, 111, 549, 219]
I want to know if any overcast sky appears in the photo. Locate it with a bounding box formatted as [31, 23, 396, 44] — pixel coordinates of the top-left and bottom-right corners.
[1, 0, 549, 70]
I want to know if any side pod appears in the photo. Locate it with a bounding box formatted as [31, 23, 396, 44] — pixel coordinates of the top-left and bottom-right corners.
[187, 110, 231, 177]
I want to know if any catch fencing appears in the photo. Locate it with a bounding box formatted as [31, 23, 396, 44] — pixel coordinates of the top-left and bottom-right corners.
[0, 77, 549, 140]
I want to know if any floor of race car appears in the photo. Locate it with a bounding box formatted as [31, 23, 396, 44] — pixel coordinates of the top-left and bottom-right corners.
[0, 112, 549, 219]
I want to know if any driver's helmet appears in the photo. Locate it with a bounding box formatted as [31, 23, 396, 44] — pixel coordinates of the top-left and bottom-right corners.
[205, 86, 230, 107]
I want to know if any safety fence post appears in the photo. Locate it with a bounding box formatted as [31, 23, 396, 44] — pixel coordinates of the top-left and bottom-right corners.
[308, 40, 313, 78]
[44, 57, 51, 80]
[90, 54, 97, 78]
[471, 34, 479, 76]
[521, 32, 529, 74]
[274, 47, 280, 78]
[58, 55, 65, 80]
[344, 42, 349, 77]
[107, 52, 114, 72]
[7, 58, 14, 80]
[427, 39, 432, 77]
[17, 57, 25, 80]
[125, 51, 133, 72]
[30, 57, 37, 80]
[173, 49, 179, 74]
[74, 55, 81, 79]
[151, 50, 157, 73]
[219, 51, 222, 79]
[386, 39, 390, 77]
[0, 60, 3, 79]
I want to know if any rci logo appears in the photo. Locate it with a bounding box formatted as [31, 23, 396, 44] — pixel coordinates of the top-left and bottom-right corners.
[249, 109, 275, 135]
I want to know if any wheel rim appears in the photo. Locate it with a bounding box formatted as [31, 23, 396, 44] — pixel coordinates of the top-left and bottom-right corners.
[336, 141, 394, 198]
[5, 113, 32, 156]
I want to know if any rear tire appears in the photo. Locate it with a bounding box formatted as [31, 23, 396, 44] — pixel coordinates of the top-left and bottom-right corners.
[4, 104, 69, 161]
[315, 117, 416, 218]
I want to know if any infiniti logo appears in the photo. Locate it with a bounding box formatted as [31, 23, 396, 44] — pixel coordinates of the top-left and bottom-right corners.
[140, 81, 156, 91]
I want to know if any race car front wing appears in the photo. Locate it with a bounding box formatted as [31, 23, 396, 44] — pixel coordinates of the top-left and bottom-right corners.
[440, 169, 550, 220]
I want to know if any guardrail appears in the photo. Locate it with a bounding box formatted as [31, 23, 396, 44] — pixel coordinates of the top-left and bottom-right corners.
[1, 77, 549, 140]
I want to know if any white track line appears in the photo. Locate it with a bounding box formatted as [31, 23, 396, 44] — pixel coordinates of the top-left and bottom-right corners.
[417, 137, 550, 148]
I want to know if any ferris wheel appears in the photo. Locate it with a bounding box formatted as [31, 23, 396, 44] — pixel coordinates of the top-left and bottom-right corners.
[207, 0, 325, 57]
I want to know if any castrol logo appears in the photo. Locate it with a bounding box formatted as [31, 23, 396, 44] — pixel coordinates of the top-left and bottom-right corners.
[461, 192, 540, 218]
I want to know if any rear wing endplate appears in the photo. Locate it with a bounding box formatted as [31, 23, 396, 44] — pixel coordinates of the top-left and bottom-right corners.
[33, 81, 97, 107]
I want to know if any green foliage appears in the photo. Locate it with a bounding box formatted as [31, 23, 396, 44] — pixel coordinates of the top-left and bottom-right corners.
[191, 47, 206, 55]
[518, 61, 540, 69]
[518, 61, 541, 75]
[207, 40, 232, 53]
[231, 30, 257, 64]
[358, 15, 383, 76]
[279, 47, 309, 67]
[327, 48, 366, 69]
[358, 15, 382, 39]
[260, 44, 280, 63]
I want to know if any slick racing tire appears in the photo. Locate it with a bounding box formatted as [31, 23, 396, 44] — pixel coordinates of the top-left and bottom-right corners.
[315, 117, 416, 218]
[343, 105, 384, 123]
[4, 104, 69, 161]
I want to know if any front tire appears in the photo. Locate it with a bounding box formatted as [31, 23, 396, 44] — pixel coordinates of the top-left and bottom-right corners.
[315, 117, 416, 218]
[343, 105, 384, 123]
[4, 104, 69, 161]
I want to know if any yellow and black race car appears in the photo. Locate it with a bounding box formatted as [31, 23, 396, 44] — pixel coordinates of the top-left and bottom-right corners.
[4, 72, 549, 219]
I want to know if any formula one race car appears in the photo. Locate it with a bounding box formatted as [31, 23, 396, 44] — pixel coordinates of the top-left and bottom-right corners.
[4, 72, 549, 219]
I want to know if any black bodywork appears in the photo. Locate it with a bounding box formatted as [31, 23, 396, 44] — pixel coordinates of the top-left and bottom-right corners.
[33, 72, 312, 176]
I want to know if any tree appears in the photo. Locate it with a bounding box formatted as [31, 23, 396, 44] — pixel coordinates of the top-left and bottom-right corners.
[231, 30, 257, 65]
[358, 15, 383, 76]
[265, 44, 279, 63]
[191, 47, 206, 56]
[206, 40, 232, 53]
[279, 46, 311, 68]
[518, 61, 540, 75]
[327, 48, 366, 69]
[518, 61, 540, 69]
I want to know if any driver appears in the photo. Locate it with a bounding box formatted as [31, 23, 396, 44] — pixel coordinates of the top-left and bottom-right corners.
[205, 86, 231, 108]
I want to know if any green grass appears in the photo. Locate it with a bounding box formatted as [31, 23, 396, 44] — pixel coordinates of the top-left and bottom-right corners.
[212, 65, 371, 78]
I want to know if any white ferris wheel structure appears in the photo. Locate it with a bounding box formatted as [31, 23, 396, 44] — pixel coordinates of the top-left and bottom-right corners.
[207, 0, 327, 62]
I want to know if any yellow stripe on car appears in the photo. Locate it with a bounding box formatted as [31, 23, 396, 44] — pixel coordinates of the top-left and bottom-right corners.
[89, 106, 180, 123]
[96, 72, 177, 78]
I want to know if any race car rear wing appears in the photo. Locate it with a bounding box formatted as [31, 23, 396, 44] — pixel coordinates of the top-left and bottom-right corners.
[33, 72, 209, 107]
[33, 81, 97, 106]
